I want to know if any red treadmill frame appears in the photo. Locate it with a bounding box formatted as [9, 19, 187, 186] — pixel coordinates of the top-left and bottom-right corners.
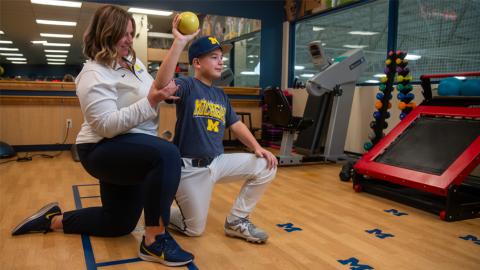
[354, 105, 480, 197]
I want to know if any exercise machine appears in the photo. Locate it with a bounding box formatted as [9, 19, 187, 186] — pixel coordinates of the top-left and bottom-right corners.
[265, 42, 367, 165]
[295, 44, 366, 162]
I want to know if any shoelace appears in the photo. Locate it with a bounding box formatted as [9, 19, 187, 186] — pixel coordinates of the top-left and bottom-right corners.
[237, 217, 256, 232]
[149, 234, 178, 254]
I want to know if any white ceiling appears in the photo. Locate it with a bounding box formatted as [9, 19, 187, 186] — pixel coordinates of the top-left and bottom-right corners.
[0, 0, 174, 65]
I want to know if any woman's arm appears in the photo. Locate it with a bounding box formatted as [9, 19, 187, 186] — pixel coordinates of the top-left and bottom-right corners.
[78, 70, 178, 138]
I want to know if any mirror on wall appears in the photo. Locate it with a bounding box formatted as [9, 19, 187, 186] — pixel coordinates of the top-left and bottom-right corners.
[0, 0, 261, 86]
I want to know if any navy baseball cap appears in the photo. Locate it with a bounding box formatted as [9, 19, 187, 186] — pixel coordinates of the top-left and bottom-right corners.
[188, 36, 231, 64]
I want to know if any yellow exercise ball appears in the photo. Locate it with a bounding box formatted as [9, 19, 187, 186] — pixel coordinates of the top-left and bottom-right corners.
[178, 11, 199, 35]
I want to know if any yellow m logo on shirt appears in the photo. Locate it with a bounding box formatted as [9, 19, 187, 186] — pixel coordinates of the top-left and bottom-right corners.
[207, 119, 219, 133]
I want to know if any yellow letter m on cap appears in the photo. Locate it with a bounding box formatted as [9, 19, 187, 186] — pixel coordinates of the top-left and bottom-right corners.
[208, 37, 219, 45]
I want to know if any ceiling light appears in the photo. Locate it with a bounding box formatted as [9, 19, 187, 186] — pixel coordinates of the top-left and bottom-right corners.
[301, 74, 315, 78]
[313, 26, 325, 31]
[40, 33, 73, 38]
[365, 79, 380, 83]
[46, 54, 67, 58]
[241, 71, 257, 75]
[31, 40, 47, 44]
[1, 53, 23, 56]
[31, 0, 81, 8]
[147, 32, 174, 39]
[36, 19, 77, 26]
[405, 54, 421, 60]
[348, 31, 379, 35]
[7, 57, 27, 61]
[0, 47, 19, 51]
[47, 58, 66, 62]
[0, 30, 4, 34]
[343, 44, 368, 49]
[128, 8, 172, 16]
[295, 66, 305, 70]
[222, 57, 229, 61]
[374, 74, 386, 78]
[247, 55, 258, 58]
[48, 62, 65, 65]
[11, 61, 27, 64]
[0, 40, 13, 44]
[44, 49, 69, 53]
[43, 42, 71, 47]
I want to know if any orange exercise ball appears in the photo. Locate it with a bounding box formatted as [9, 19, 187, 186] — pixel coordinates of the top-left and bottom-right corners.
[178, 12, 199, 35]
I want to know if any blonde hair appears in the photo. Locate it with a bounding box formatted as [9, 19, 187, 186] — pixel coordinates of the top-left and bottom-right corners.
[83, 5, 136, 67]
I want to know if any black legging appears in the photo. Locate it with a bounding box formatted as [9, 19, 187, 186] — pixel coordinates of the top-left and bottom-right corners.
[62, 133, 181, 237]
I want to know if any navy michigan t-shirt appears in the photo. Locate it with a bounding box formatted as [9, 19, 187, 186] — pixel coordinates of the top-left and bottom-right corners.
[173, 77, 239, 158]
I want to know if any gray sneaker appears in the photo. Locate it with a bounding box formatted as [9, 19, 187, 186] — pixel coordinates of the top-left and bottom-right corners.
[224, 217, 268, 243]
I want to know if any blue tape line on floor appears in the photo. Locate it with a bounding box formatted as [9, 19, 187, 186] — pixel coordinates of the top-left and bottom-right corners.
[96, 257, 143, 267]
[73, 185, 98, 270]
[73, 184, 199, 269]
[187, 261, 199, 270]
[80, 196, 101, 199]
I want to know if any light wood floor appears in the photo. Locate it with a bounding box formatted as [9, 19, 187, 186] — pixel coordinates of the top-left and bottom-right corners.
[1, 152, 479, 269]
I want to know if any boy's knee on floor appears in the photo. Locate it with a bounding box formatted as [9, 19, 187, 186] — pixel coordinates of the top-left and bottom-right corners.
[185, 226, 205, 237]
[183, 218, 207, 236]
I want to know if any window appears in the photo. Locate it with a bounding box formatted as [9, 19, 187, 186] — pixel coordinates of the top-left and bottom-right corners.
[294, 0, 389, 84]
[232, 32, 261, 87]
[397, 0, 480, 79]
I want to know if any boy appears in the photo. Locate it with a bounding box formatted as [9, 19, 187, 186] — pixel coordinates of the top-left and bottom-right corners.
[169, 36, 277, 243]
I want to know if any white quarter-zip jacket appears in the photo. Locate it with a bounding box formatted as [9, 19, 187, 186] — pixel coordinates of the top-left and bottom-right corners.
[75, 58, 158, 144]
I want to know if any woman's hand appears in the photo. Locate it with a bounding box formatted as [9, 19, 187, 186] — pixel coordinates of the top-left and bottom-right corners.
[147, 80, 179, 107]
[171, 14, 200, 44]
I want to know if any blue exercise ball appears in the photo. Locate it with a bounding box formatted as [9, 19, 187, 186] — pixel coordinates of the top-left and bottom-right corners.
[438, 77, 461, 96]
[459, 79, 480, 96]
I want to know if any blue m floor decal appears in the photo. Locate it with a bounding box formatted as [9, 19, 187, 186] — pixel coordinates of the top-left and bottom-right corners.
[365, 229, 394, 239]
[338, 257, 374, 270]
[276, 223, 302, 232]
[459, 235, 480, 245]
[384, 209, 408, 216]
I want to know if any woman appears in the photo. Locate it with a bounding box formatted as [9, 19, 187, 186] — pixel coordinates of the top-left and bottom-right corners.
[11, 5, 198, 267]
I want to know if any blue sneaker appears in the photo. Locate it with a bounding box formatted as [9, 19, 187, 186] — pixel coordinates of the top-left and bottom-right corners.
[138, 232, 194, 266]
[12, 202, 62, 235]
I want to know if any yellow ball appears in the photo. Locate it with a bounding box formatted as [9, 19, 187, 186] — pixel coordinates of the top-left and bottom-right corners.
[178, 12, 199, 35]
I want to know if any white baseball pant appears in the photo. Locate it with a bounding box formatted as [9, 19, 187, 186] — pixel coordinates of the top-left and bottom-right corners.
[169, 153, 276, 236]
